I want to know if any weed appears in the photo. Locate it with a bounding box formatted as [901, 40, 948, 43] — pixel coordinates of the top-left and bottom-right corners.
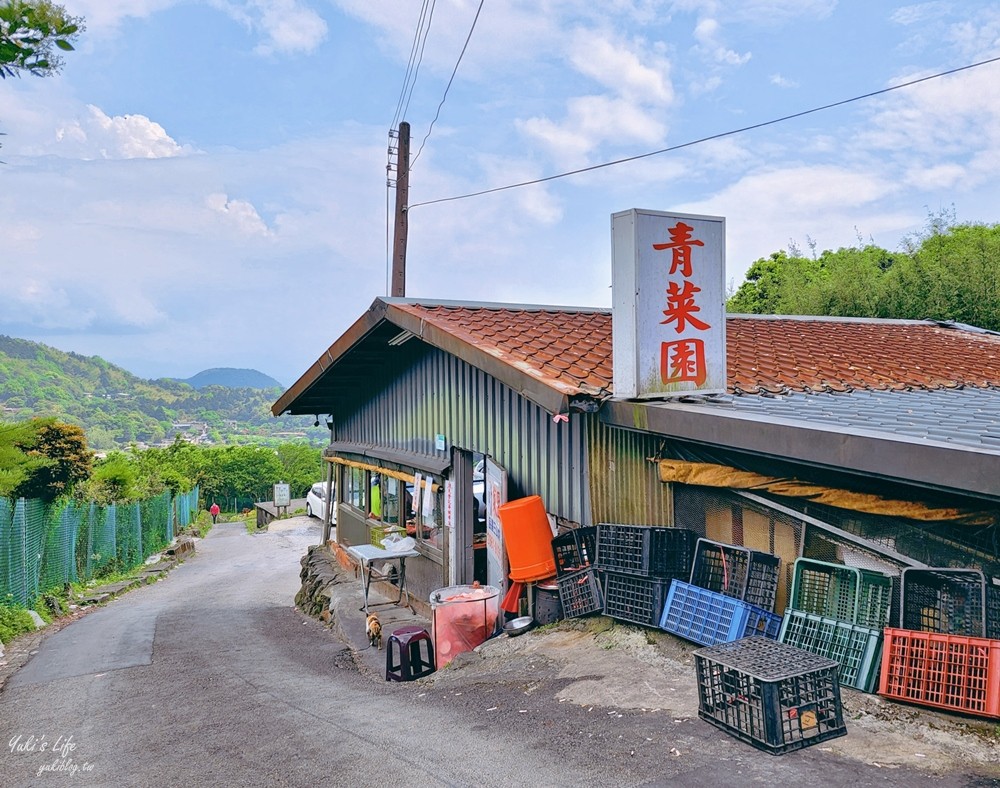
[0, 605, 35, 645]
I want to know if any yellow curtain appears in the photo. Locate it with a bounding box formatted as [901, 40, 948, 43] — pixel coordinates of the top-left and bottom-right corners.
[325, 456, 439, 491]
[656, 458, 995, 526]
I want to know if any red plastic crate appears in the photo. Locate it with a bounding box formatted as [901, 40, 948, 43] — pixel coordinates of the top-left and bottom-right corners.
[878, 628, 1000, 719]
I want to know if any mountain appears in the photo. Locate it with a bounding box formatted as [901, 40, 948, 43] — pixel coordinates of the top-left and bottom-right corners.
[174, 368, 284, 390]
[0, 335, 324, 450]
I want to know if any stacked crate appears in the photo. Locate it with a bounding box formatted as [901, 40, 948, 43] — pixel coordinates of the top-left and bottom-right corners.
[879, 568, 1000, 719]
[552, 526, 603, 618]
[595, 524, 696, 627]
[660, 538, 782, 647]
[777, 558, 892, 693]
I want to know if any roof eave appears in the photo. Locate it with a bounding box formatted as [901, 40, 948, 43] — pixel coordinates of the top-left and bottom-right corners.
[273, 297, 578, 418]
[271, 298, 391, 416]
[601, 398, 1000, 502]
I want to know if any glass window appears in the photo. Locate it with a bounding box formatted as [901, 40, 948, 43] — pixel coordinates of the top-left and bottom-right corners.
[381, 476, 400, 525]
[346, 466, 366, 510]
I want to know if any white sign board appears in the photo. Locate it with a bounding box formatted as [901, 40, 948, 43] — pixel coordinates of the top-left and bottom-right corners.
[273, 483, 290, 507]
[612, 209, 726, 398]
[484, 458, 508, 599]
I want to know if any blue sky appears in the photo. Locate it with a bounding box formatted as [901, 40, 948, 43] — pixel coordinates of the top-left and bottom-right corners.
[2, 1, 999, 386]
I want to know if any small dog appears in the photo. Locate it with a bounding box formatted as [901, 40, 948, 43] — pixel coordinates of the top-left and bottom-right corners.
[366, 613, 383, 650]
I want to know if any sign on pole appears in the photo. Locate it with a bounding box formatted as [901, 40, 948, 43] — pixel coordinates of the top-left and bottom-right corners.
[612, 209, 726, 398]
[273, 483, 290, 508]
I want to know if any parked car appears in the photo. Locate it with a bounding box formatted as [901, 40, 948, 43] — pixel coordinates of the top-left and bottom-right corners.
[306, 482, 335, 522]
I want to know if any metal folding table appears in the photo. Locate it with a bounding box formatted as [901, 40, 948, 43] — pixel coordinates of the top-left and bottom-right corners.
[346, 544, 420, 615]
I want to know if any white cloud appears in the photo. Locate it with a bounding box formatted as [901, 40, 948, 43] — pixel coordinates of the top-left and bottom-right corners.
[905, 163, 966, 190]
[518, 95, 667, 162]
[70, 0, 179, 34]
[206, 193, 274, 236]
[52, 106, 189, 160]
[569, 29, 673, 104]
[769, 73, 798, 88]
[248, 0, 328, 54]
[693, 17, 751, 66]
[890, 2, 952, 26]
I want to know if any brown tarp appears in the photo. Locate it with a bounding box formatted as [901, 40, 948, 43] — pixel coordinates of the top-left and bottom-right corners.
[656, 459, 995, 526]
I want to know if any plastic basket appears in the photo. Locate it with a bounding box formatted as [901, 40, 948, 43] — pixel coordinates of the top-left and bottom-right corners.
[660, 580, 780, 647]
[369, 523, 392, 547]
[789, 559, 863, 622]
[693, 637, 848, 754]
[901, 568, 990, 638]
[689, 538, 781, 611]
[551, 526, 597, 577]
[878, 628, 1000, 719]
[556, 568, 604, 618]
[855, 569, 895, 629]
[988, 581, 1000, 641]
[595, 524, 695, 579]
[603, 573, 671, 628]
[778, 609, 883, 692]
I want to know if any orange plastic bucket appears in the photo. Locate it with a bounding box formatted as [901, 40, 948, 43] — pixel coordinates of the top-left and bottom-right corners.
[498, 495, 557, 582]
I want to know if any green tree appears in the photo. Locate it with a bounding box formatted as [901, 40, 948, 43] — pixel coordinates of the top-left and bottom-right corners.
[275, 443, 322, 496]
[0, 417, 92, 500]
[0, 0, 82, 79]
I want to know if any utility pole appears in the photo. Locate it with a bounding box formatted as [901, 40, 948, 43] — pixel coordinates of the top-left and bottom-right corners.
[390, 121, 410, 297]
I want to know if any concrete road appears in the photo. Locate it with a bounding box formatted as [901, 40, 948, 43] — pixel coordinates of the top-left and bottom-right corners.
[0, 519, 995, 787]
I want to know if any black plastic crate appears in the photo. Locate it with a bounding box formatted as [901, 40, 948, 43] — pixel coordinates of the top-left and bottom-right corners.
[693, 637, 847, 755]
[557, 568, 604, 618]
[689, 538, 781, 611]
[595, 524, 695, 579]
[551, 526, 597, 577]
[988, 580, 1000, 640]
[901, 568, 991, 638]
[603, 572, 671, 628]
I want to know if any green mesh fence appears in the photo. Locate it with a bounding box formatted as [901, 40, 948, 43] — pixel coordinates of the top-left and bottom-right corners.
[0, 487, 199, 607]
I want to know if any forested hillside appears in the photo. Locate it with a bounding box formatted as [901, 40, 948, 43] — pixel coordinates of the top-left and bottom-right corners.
[727, 220, 1000, 330]
[0, 336, 323, 449]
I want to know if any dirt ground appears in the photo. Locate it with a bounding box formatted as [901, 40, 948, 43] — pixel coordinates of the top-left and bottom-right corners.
[426, 616, 1000, 779]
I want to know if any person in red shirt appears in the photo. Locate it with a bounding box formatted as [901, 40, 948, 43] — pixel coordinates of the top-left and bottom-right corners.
[209, 502, 220, 524]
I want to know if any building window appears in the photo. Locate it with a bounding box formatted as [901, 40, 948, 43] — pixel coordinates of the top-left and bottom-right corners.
[346, 466, 366, 510]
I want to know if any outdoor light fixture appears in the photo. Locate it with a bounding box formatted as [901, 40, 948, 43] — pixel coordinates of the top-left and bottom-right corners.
[387, 329, 416, 346]
[326, 417, 334, 430]
[313, 416, 320, 427]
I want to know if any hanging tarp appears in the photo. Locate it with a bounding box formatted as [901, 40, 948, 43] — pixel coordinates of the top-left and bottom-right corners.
[656, 458, 996, 526]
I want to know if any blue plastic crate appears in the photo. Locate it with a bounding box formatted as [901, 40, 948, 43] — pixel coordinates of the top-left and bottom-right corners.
[660, 580, 780, 647]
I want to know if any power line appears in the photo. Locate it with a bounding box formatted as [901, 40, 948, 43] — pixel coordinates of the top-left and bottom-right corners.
[390, 0, 436, 129]
[411, 0, 485, 168]
[401, 0, 437, 125]
[408, 54, 1000, 211]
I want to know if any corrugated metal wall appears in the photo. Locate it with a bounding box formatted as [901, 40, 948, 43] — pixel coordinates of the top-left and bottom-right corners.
[586, 418, 674, 526]
[337, 343, 592, 525]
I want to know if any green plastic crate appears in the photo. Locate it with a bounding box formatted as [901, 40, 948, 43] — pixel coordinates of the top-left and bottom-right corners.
[790, 558, 862, 622]
[779, 609, 883, 692]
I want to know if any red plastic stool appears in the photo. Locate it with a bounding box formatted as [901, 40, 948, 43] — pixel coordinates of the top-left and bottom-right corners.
[385, 626, 436, 682]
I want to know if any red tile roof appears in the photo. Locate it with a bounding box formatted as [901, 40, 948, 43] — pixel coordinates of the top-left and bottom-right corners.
[391, 304, 1000, 397]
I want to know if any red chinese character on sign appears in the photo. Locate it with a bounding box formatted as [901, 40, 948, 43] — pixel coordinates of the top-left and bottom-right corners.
[661, 280, 711, 332]
[652, 221, 704, 277]
[661, 339, 707, 385]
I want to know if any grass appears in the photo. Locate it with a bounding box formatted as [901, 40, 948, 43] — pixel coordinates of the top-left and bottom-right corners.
[0, 604, 36, 645]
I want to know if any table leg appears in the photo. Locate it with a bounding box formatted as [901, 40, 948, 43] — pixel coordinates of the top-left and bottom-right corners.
[361, 560, 373, 615]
